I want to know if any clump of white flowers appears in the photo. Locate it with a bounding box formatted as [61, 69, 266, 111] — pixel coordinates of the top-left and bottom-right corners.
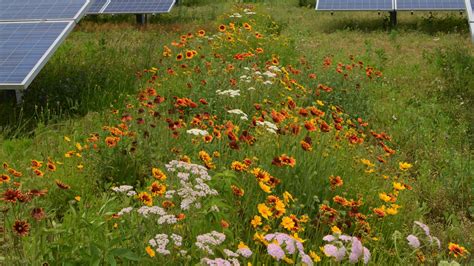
[186, 128, 209, 136]
[216, 89, 240, 97]
[227, 109, 248, 120]
[165, 160, 218, 211]
[148, 233, 183, 255]
[195, 231, 226, 255]
[256, 120, 278, 134]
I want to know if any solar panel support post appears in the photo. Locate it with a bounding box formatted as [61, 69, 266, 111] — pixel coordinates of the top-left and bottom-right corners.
[136, 14, 147, 25]
[389, 10, 397, 27]
[15, 90, 24, 104]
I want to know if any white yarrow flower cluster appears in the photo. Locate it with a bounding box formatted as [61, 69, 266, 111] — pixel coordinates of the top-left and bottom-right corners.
[195, 231, 226, 255]
[111, 185, 134, 193]
[136, 206, 177, 225]
[229, 13, 242, 18]
[227, 109, 248, 120]
[256, 120, 278, 134]
[216, 89, 240, 98]
[186, 128, 209, 136]
[149, 233, 183, 255]
[165, 160, 218, 211]
[117, 207, 133, 216]
[201, 258, 240, 266]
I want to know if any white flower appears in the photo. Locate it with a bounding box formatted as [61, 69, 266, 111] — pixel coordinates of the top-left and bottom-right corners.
[263, 71, 277, 78]
[186, 128, 209, 136]
[263, 80, 273, 85]
[117, 207, 133, 216]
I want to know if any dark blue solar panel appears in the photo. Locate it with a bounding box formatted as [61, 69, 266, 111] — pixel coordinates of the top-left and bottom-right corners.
[88, 0, 108, 13]
[0, 22, 73, 86]
[0, 0, 89, 22]
[103, 0, 175, 14]
[397, 0, 465, 10]
[316, 0, 393, 10]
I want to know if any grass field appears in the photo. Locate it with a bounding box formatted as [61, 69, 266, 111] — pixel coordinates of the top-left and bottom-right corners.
[0, 0, 473, 264]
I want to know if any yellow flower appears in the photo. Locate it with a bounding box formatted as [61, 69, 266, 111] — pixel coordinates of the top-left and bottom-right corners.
[282, 257, 294, 264]
[379, 192, 391, 202]
[361, 158, 375, 167]
[75, 143, 83, 151]
[64, 136, 71, 142]
[292, 233, 305, 243]
[152, 168, 167, 181]
[386, 207, 398, 215]
[316, 100, 324, 106]
[283, 191, 294, 204]
[238, 241, 249, 250]
[74, 196, 81, 201]
[258, 203, 273, 219]
[146, 246, 155, 257]
[309, 251, 321, 262]
[281, 216, 295, 231]
[259, 182, 272, 193]
[331, 225, 341, 234]
[399, 162, 412, 171]
[251, 215, 262, 228]
[393, 182, 405, 191]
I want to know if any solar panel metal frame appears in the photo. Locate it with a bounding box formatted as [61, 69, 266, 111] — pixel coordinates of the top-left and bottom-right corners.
[316, 0, 395, 11]
[0, 21, 76, 90]
[396, 0, 466, 10]
[95, 0, 176, 14]
[87, 0, 109, 14]
[466, 0, 474, 41]
[0, 0, 91, 23]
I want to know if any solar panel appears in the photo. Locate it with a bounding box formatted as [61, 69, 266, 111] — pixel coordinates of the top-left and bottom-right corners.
[88, 0, 108, 14]
[396, 0, 465, 10]
[0, 21, 75, 89]
[0, 0, 90, 22]
[316, 0, 394, 10]
[101, 0, 176, 14]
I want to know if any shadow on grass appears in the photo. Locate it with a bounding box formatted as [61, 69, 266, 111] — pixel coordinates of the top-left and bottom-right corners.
[319, 12, 468, 34]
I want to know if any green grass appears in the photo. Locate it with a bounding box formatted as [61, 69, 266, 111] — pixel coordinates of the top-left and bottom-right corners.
[0, 0, 473, 264]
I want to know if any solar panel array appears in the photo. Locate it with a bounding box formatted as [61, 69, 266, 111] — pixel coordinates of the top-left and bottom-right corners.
[0, 0, 90, 90]
[0, 0, 89, 22]
[316, 0, 467, 10]
[88, 0, 176, 14]
[0, 22, 74, 86]
[396, 0, 465, 10]
[317, 0, 393, 11]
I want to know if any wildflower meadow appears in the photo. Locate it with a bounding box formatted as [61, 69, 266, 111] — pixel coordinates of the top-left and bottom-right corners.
[0, 1, 472, 265]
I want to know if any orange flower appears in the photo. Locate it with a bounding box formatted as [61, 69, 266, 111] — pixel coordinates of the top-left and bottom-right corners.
[0, 174, 10, 183]
[255, 47, 264, 54]
[149, 181, 166, 196]
[176, 53, 183, 61]
[329, 175, 343, 189]
[220, 219, 230, 228]
[105, 136, 119, 147]
[197, 29, 206, 37]
[185, 50, 194, 59]
[218, 24, 226, 32]
[47, 161, 57, 172]
[448, 243, 468, 258]
[31, 160, 42, 169]
[137, 192, 153, 206]
[231, 161, 248, 172]
[33, 169, 44, 177]
[231, 185, 244, 197]
[152, 168, 167, 181]
[55, 179, 70, 190]
[243, 23, 252, 30]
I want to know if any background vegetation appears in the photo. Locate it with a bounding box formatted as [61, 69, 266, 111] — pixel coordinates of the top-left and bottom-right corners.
[0, 0, 472, 264]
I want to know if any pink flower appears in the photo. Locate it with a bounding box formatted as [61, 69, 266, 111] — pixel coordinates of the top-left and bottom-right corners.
[349, 237, 363, 263]
[267, 243, 285, 260]
[407, 234, 420, 249]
